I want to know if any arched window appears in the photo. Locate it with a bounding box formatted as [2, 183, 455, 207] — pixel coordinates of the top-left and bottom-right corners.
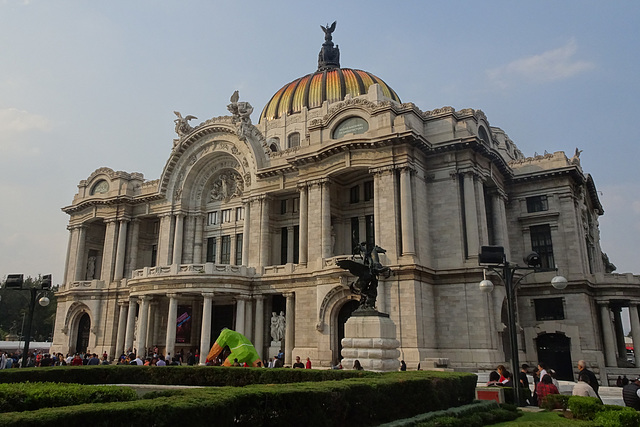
[332, 117, 369, 139]
[478, 126, 489, 144]
[288, 132, 300, 148]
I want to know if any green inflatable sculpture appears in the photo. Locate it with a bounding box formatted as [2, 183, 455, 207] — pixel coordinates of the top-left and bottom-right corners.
[206, 328, 261, 367]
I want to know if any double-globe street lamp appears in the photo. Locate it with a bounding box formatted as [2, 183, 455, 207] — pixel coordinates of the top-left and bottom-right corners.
[5, 274, 52, 368]
[478, 246, 567, 406]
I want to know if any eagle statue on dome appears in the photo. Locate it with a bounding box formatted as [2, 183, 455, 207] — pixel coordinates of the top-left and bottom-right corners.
[321, 21, 336, 43]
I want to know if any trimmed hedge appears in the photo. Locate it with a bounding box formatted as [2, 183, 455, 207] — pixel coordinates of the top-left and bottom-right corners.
[0, 371, 477, 426]
[0, 382, 137, 413]
[567, 395, 602, 420]
[0, 365, 373, 386]
[594, 406, 640, 427]
[539, 393, 570, 411]
[378, 400, 520, 427]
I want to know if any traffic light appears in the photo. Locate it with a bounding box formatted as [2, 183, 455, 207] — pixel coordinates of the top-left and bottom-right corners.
[41, 274, 52, 289]
[5, 274, 24, 289]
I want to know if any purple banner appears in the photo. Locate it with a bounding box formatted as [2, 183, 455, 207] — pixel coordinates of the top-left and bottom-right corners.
[176, 305, 192, 343]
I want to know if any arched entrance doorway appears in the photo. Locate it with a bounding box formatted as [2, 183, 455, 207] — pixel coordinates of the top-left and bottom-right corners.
[75, 313, 91, 354]
[336, 299, 360, 364]
[536, 333, 573, 381]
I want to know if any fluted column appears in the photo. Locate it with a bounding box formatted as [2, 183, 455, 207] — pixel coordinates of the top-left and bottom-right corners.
[298, 184, 308, 265]
[165, 293, 179, 359]
[492, 193, 505, 246]
[629, 303, 640, 368]
[145, 302, 157, 352]
[254, 295, 265, 359]
[287, 226, 294, 263]
[260, 197, 270, 267]
[462, 172, 479, 258]
[193, 214, 204, 264]
[114, 219, 129, 281]
[321, 181, 332, 258]
[612, 306, 627, 361]
[599, 302, 618, 366]
[245, 298, 254, 342]
[399, 166, 416, 256]
[242, 201, 250, 265]
[284, 292, 295, 366]
[199, 292, 214, 365]
[74, 225, 87, 281]
[127, 219, 140, 278]
[100, 219, 118, 283]
[124, 297, 137, 354]
[157, 214, 173, 266]
[63, 227, 73, 285]
[230, 233, 238, 266]
[377, 280, 387, 314]
[475, 178, 488, 246]
[115, 301, 128, 358]
[235, 296, 246, 336]
[136, 296, 152, 357]
[172, 213, 184, 265]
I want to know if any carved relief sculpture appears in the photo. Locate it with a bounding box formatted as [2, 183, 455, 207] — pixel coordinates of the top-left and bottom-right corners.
[209, 171, 244, 202]
[173, 111, 198, 147]
[227, 90, 254, 141]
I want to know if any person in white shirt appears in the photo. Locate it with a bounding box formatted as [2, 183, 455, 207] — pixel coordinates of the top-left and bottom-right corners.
[573, 372, 598, 398]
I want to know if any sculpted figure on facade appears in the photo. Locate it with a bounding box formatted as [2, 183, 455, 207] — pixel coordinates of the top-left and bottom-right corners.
[173, 111, 198, 146]
[270, 312, 280, 342]
[209, 171, 244, 202]
[571, 147, 583, 165]
[86, 256, 96, 280]
[276, 311, 286, 341]
[227, 90, 254, 141]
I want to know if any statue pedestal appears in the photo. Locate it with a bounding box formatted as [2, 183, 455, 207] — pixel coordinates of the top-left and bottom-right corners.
[268, 341, 283, 360]
[341, 309, 400, 372]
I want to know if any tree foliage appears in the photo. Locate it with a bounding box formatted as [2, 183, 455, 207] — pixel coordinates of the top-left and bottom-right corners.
[0, 276, 58, 342]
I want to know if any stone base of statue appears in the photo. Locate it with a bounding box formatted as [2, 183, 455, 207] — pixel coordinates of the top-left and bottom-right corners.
[340, 308, 400, 372]
[268, 341, 283, 359]
[5, 333, 19, 342]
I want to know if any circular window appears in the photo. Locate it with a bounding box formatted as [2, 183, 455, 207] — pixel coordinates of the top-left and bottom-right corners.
[90, 180, 109, 195]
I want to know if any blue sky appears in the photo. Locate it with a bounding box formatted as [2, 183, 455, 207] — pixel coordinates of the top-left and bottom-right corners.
[1, 0, 638, 285]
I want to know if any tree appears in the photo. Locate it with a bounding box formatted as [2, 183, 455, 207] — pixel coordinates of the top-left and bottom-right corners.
[0, 276, 58, 342]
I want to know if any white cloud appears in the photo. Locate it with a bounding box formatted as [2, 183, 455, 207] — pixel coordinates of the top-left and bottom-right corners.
[487, 39, 594, 88]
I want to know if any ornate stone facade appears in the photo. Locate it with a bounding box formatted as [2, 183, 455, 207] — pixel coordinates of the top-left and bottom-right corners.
[51, 27, 639, 383]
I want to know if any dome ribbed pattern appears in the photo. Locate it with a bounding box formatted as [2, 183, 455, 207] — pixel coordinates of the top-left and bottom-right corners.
[259, 68, 400, 122]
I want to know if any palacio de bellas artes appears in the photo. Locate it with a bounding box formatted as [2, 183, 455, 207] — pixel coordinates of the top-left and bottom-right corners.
[50, 22, 639, 384]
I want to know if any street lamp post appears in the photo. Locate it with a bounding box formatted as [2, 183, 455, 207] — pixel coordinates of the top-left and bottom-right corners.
[479, 246, 567, 406]
[3, 274, 52, 368]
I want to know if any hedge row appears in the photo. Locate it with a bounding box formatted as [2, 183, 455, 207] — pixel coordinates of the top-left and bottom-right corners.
[0, 372, 477, 426]
[542, 395, 640, 427]
[0, 365, 373, 386]
[378, 400, 520, 427]
[0, 382, 137, 413]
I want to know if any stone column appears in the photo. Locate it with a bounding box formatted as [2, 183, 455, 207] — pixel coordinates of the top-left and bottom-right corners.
[612, 306, 627, 361]
[145, 301, 157, 351]
[599, 302, 618, 366]
[193, 214, 204, 264]
[74, 225, 87, 281]
[462, 172, 479, 258]
[377, 280, 387, 314]
[260, 197, 270, 267]
[492, 193, 505, 247]
[244, 298, 254, 342]
[235, 296, 246, 336]
[399, 166, 416, 256]
[136, 296, 152, 357]
[629, 303, 640, 368]
[100, 219, 118, 283]
[127, 219, 140, 278]
[254, 295, 265, 360]
[475, 178, 488, 246]
[199, 292, 214, 365]
[298, 184, 308, 265]
[172, 213, 184, 265]
[166, 293, 179, 359]
[124, 297, 137, 354]
[287, 226, 294, 263]
[284, 292, 295, 366]
[114, 219, 129, 281]
[242, 201, 250, 265]
[321, 180, 332, 258]
[115, 301, 128, 358]
[498, 195, 510, 256]
[230, 233, 238, 266]
[157, 214, 173, 266]
[63, 227, 73, 285]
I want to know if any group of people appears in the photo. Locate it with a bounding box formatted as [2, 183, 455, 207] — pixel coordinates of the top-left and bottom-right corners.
[0, 349, 103, 368]
[485, 360, 601, 407]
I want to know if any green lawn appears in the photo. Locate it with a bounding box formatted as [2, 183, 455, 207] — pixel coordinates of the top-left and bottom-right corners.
[492, 410, 594, 426]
